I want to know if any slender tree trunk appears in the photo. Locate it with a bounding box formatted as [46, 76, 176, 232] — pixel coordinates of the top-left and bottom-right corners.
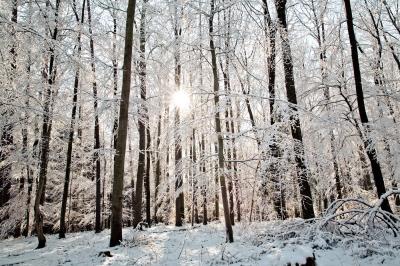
[174, 110, 184, 226]
[174, 0, 184, 227]
[221, 64, 235, 225]
[163, 107, 171, 223]
[112, 0, 119, 148]
[221, 3, 235, 226]
[141, 0, 151, 227]
[59, 0, 86, 239]
[87, 0, 102, 233]
[213, 142, 219, 220]
[22, 2, 33, 236]
[275, 0, 315, 219]
[133, 0, 148, 228]
[110, 0, 136, 247]
[109, 2, 119, 227]
[201, 134, 207, 225]
[127, 131, 134, 226]
[231, 139, 240, 222]
[153, 114, 162, 223]
[34, 0, 61, 249]
[190, 127, 199, 225]
[343, 0, 392, 213]
[364, 0, 399, 196]
[309, 0, 342, 200]
[145, 126, 151, 226]
[209, 0, 233, 242]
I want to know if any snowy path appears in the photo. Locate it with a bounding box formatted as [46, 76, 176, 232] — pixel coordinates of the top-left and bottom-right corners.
[0, 222, 399, 265]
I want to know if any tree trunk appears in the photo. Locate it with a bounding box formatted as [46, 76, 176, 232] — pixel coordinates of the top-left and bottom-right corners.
[163, 107, 171, 223]
[133, 0, 148, 228]
[174, 0, 184, 227]
[86, 0, 102, 233]
[213, 142, 219, 220]
[275, 0, 315, 219]
[59, 0, 86, 239]
[110, 0, 136, 247]
[145, 125, 151, 226]
[22, 2, 33, 237]
[209, 0, 233, 242]
[190, 126, 199, 225]
[201, 134, 207, 225]
[343, 0, 392, 213]
[174, 110, 184, 226]
[34, 0, 61, 248]
[262, 0, 287, 220]
[112, 0, 119, 148]
[153, 114, 162, 223]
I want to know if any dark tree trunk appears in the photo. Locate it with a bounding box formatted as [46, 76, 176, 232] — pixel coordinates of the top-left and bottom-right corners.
[221, 65, 235, 225]
[59, 0, 86, 239]
[275, 0, 315, 219]
[22, 100, 31, 236]
[230, 105, 240, 222]
[128, 137, 134, 226]
[213, 142, 219, 220]
[343, 0, 392, 213]
[174, 0, 184, 227]
[174, 110, 184, 226]
[221, 4, 235, 226]
[110, 0, 136, 247]
[110, 3, 118, 228]
[209, 0, 233, 242]
[190, 127, 199, 225]
[34, 0, 61, 248]
[112, 0, 119, 149]
[201, 134, 207, 225]
[86, 0, 102, 233]
[153, 114, 162, 223]
[262, 0, 287, 220]
[145, 125, 151, 226]
[163, 107, 171, 223]
[133, 0, 148, 229]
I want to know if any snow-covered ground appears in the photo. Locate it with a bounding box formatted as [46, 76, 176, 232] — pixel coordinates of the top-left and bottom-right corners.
[0, 220, 399, 265]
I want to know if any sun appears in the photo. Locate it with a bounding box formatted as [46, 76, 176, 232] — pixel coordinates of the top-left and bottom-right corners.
[171, 90, 191, 112]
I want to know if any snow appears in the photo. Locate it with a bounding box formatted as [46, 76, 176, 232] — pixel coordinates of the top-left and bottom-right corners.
[0, 221, 399, 265]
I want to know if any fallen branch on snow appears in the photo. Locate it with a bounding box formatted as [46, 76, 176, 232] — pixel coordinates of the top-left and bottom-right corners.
[319, 190, 400, 238]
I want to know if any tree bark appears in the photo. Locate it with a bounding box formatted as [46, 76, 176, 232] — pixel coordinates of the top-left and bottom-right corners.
[174, 0, 184, 227]
[275, 0, 315, 219]
[87, 0, 102, 233]
[201, 134, 207, 225]
[262, 0, 287, 220]
[133, 0, 148, 228]
[112, 0, 119, 149]
[110, 0, 136, 247]
[59, 0, 86, 239]
[153, 114, 162, 223]
[145, 125, 151, 226]
[190, 127, 199, 225]
[209, 0, 233, 242]
[343, 0, 392, 213]
[34, 0, 61, 249]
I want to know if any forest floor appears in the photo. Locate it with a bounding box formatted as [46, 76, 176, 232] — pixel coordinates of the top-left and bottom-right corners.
[0, 220, 399, 265]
